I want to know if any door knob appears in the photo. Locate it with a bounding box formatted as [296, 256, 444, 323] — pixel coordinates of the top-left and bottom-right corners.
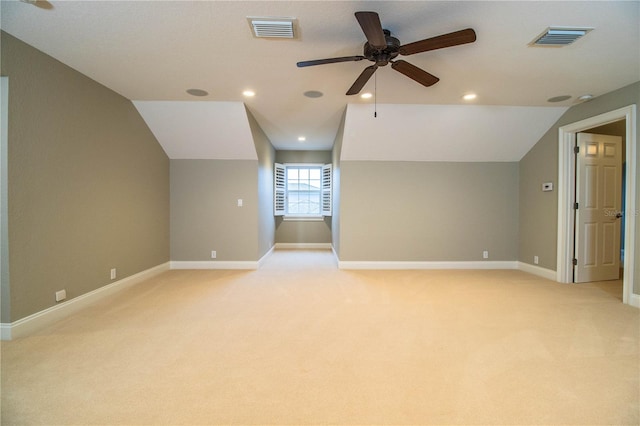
[615, 212, 623, 219]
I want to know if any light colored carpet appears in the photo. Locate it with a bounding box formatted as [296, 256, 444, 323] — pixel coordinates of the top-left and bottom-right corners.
[1, 250, 638, 425]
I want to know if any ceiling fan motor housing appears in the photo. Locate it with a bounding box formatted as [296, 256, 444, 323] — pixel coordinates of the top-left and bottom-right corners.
[363, 29, 400, 66]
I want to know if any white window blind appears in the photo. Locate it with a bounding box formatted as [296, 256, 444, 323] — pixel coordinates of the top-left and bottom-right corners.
[322, 164, 332, 216]
[273, 163, 332, 217]
[274, 163, 286, 216]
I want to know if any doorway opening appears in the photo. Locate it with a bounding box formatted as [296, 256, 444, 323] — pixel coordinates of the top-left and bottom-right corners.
[557, 105, 637, 306]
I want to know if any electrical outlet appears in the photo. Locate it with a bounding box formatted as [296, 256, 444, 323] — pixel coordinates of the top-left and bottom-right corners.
[55, 289, 66, 302]
[534, 256, 539, 265]
[237, 199, 243, 207]
[211, 250, 217, 259]
[110, 268, 116, 280]
[483, 250, 489, 259]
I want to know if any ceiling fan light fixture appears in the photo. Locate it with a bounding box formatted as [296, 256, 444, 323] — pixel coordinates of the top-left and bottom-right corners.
[462, 93, 477, 101]
[361, 92, 373, 99]
[242, 90, 255, 97]
[298, 136, 306, 142]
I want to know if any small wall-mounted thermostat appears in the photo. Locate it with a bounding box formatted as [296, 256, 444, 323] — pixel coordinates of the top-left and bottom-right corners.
[542, 182, 554, 192]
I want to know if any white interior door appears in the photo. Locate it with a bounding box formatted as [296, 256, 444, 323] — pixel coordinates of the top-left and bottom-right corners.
[574, 133, 623, 283]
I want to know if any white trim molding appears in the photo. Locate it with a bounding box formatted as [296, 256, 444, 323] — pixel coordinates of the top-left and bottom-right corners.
[557, 104, 637, 306]
[170, 260, 258, 270]
[274, 243, 333, 250]
[518, 262, 557, 281]
[338, 261, 519, 270]
[0, 262, 170, 340]
[258, 246, 275, 268]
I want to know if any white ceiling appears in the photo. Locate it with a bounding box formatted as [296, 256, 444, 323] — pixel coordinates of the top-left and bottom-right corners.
[342, 104, 568, 162]
[134, 101, 258, 160]
[2, 1, 638, 160]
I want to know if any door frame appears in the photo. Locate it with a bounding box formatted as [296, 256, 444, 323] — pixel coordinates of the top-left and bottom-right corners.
[1, 77, 8, 327]
[557, 104, 637, 306]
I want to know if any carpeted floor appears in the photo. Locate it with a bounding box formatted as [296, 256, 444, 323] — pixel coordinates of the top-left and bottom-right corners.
[1, 250, 638, 425]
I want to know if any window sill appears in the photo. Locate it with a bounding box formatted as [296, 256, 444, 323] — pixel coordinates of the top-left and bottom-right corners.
[283, 216, 324, 222]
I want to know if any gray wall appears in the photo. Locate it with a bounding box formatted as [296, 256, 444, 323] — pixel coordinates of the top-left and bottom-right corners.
[247, 108, 276, 258]
[519, 81, 639, 296]
[276, 151, 331, 164]
[1, 32, 170, 322]
[170, 160, 259, 261]
[338, 161, 519, 262]
[274, 150, 332, 245]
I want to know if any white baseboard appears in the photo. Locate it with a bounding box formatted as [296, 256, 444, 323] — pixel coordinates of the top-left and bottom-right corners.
[170, 260, 258, 270]
[274, 243, 333, 250]
[0, 323, 11, 341]
[338, 260, 519, 270]
[629, 293, 640, 309]
[0, 262, 170, 341]
[258, 246, 275, 268]
[518, 262, 557, 281]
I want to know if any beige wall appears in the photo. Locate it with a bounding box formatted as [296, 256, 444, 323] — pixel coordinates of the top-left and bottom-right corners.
[1, 32, 170, 322]
[247, 107, 276, 257]
[519, 81, 639, 296]
[170, 160, 259, 261]
[274, 150, 332, 244]
[338, 161, 519, 261]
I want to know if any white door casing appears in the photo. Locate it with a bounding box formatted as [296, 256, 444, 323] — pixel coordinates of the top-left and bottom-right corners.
[574, 133, 623, 282]
[557, 104, 637, 306]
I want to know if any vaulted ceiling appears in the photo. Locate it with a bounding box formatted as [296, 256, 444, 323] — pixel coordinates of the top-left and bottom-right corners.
[2, 1, 638, 161]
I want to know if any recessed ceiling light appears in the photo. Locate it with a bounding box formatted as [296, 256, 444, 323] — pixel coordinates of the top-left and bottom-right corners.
[298, 136, 306, 142]
[243, 90, 255, 97]
[547, 95, 572, 103]
[304, 90, 323, 98]
[186, 88, 208, 97]
[361, 93, 373, 99]
[462, 93, 477, 101]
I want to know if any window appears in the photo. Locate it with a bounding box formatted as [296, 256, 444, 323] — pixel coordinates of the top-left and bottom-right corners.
[275, 163, 331, 217]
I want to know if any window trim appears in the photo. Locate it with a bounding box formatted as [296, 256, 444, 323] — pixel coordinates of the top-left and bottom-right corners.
[274, 162, 332, 218]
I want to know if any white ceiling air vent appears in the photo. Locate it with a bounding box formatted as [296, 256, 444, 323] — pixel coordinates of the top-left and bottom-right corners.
[248, 17, 296, 39]
[531, 27, 593, 47]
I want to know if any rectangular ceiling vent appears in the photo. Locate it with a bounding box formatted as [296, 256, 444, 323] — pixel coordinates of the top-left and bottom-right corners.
[248, 17, 296, 39]
[530, 27, 593, 47]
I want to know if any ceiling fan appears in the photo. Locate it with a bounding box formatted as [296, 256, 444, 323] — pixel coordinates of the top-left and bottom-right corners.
[297, 11, 476, 95]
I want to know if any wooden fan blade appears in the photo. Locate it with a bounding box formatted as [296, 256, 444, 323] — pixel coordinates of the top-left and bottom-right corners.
[391, 60, 439, 87]
[355, 11, 387, 49]
[399, 28, 476, 56]
[297, 56, 365, 67]
[346, 65, 378, 95]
